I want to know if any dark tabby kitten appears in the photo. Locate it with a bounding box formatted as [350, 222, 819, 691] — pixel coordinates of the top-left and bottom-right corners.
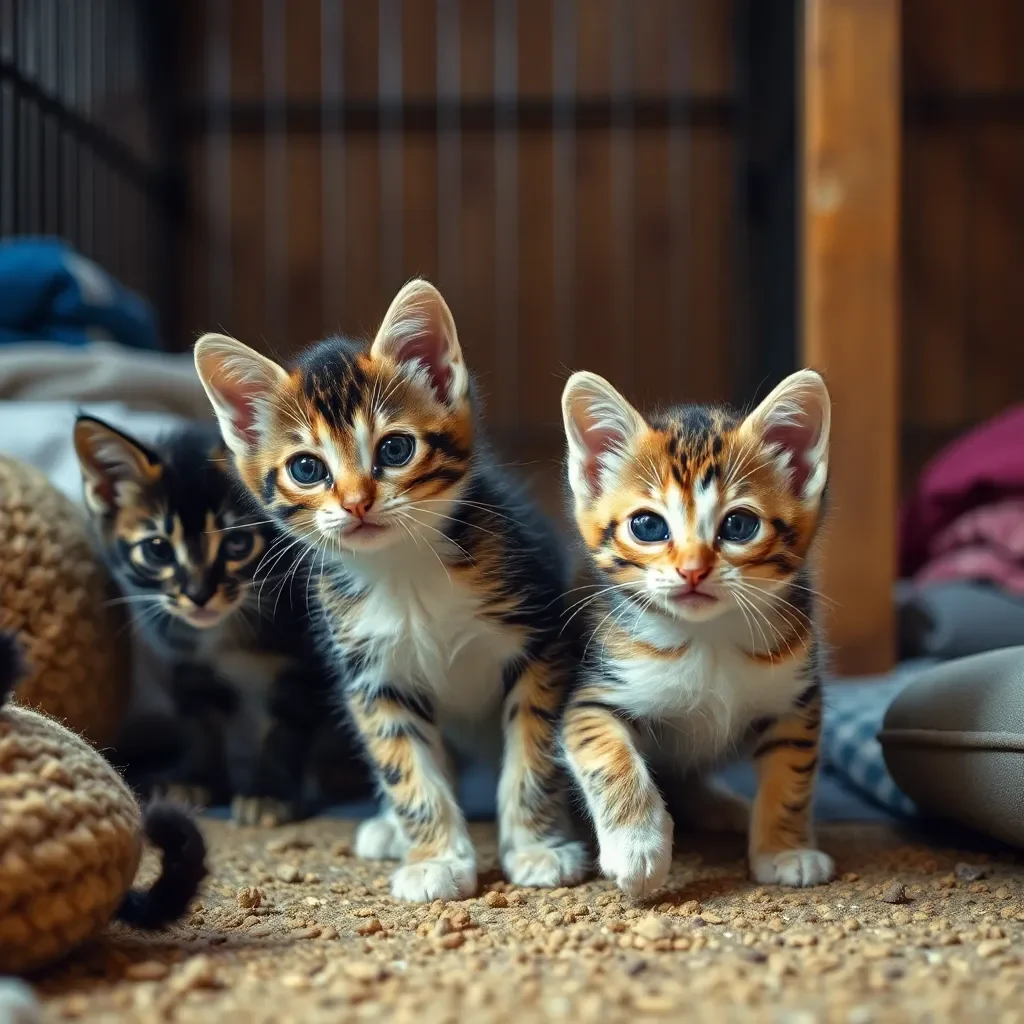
[193, 279, 587, 902]
[74, 414, 362, 824]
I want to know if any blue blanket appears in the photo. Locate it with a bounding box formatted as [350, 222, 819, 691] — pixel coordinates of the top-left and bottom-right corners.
[0, 238, 157, 349]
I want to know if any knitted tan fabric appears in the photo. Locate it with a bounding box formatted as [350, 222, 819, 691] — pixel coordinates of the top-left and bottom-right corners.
[0, 701, 142, 973]
[0, 456, 130, 746]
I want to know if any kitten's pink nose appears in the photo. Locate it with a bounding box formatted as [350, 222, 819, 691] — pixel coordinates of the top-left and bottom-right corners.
[342, 496, 373, 520]
[677, 565, 711, 589]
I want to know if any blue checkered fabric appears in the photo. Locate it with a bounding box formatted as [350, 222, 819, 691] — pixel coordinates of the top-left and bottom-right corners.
[820, 673, 925, 818]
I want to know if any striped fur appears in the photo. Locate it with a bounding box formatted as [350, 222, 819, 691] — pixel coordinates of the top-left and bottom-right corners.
[74, 416, 362, 824]
[559, 369, 835, 894]
[194, 279, 586, 901]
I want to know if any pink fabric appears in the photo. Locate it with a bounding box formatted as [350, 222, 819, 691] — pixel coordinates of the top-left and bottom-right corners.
[914, 498, 1024, 595]
[901, 405, 1024, 579]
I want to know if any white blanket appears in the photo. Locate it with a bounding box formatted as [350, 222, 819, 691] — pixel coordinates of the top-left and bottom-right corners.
[0, 341, 212, 502]
[0, 342, 216, 718]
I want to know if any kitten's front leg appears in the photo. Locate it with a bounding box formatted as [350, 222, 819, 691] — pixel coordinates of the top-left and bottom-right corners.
[749, 682, 835, 887]
[232, 667, 334, 827]
[347, 685, 476, 902]
[498, 657, 589, 888]
[231, 718, 308, 827]
[561, 687, 672, 897]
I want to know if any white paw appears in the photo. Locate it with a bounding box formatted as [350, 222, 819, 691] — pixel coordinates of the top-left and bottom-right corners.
[750, 848, 835, 887]
[598, 812, 674, 898]
[390, 857, 477, 902]
[354, 814, 407, 861]
[503, 841, 590, 888]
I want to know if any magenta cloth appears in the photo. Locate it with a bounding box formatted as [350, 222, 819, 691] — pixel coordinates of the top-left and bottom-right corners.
[901, 405, 1024, 578]
[914, 498, 1024, 595]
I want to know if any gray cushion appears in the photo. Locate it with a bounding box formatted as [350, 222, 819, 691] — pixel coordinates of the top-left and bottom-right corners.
[897, 581, 1024, 661]
[880, 647, 1024, 847]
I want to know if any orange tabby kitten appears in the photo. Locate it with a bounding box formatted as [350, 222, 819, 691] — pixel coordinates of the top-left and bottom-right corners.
[559, 369, 833, 894]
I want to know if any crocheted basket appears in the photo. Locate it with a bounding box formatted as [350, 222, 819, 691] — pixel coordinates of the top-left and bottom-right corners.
[0, 635, 206, 974]
[0, 694, 142, 973]
[0, 455, 130, 746]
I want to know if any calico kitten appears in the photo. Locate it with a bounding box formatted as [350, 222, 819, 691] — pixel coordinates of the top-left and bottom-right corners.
[73, 414, 357, 824]
[193, 279, 587, 902]
[558, 369, 834, 895]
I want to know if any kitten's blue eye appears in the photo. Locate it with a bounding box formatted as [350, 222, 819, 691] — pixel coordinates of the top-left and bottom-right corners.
[222, 531, 254, 560]
[288, 453, 329, 486]
[139, 537, 174, 567]
[376, 433, 415, 468]
[629, 511, 670, 544]
[719, 510, 760, 544]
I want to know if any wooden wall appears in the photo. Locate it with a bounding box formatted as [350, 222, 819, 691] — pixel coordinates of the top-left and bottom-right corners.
[902, 0, 1024, 491]
[173, 0, 743, 492]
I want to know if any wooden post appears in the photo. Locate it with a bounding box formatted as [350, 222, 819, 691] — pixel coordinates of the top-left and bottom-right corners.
[802, 0, 900, 675]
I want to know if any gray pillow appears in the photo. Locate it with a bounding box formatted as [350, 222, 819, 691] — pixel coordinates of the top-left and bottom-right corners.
[880, 647, 1024, 847]
[897, 581, 1024, 661]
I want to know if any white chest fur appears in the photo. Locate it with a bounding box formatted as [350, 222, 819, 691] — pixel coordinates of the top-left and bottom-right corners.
[335, 544, 522, 749]
[608, 612, 812, 771]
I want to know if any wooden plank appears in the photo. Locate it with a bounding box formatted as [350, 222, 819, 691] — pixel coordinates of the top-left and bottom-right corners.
[801, 0, 900, 675]
[454, 1, 497, 411]
[901, 128, 968, 431]
[340, 0, 381, 337]
[515, 0, 556, 441]
[630, 130, 671, 410]
[682, 131, 733, 404]
[224, 136, 268, 348]
[902, 0, 971, 93]
[286, 137, 324, 348]
[400, 0, 438, 289]
[971, 124, 1024, 421]
[573, 0, 618, 391]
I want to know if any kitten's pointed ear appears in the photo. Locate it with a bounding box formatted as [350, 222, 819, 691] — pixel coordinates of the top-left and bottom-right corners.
[369, 279, 468, 405]
[73, 415, 162, 515]
[562, 371, 646, 503]
[744, 369, 831, 502]
[193, 333, 289, 456]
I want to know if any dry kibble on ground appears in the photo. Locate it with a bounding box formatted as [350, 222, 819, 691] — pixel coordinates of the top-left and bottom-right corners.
[172, 955, 220, 992]
[25, 819, 1024, 1023]
[344, 962, 388, 983]
[634, 915, 671, 941]
[880, 882, 909, 905]
[236, 886, 263, 909]
[124, 962, 170, 982]
[955, 863, 988, 882]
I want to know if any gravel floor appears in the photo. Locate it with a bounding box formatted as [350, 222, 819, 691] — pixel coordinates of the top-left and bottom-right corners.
[30, 819, 1024, 1023]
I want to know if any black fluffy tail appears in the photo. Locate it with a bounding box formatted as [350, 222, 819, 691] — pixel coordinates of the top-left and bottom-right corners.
[0, 630, 24, 706]
[116, 803, 207, 929]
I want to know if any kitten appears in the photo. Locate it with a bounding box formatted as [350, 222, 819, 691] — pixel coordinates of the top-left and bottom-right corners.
[73, 414, 361, 824]
[193, 278, 587, 901]
[558, 369, 834, 895]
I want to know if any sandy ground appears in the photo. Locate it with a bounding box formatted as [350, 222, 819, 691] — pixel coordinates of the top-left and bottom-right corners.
[28, 819, 1024, 1023]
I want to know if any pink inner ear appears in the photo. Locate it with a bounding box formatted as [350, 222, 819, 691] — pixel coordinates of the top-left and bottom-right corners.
[763, 421, 814, 493]
[395, 335, 452, 401]
[580, 424, 621, 493]
[219, 377, 264, 445]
